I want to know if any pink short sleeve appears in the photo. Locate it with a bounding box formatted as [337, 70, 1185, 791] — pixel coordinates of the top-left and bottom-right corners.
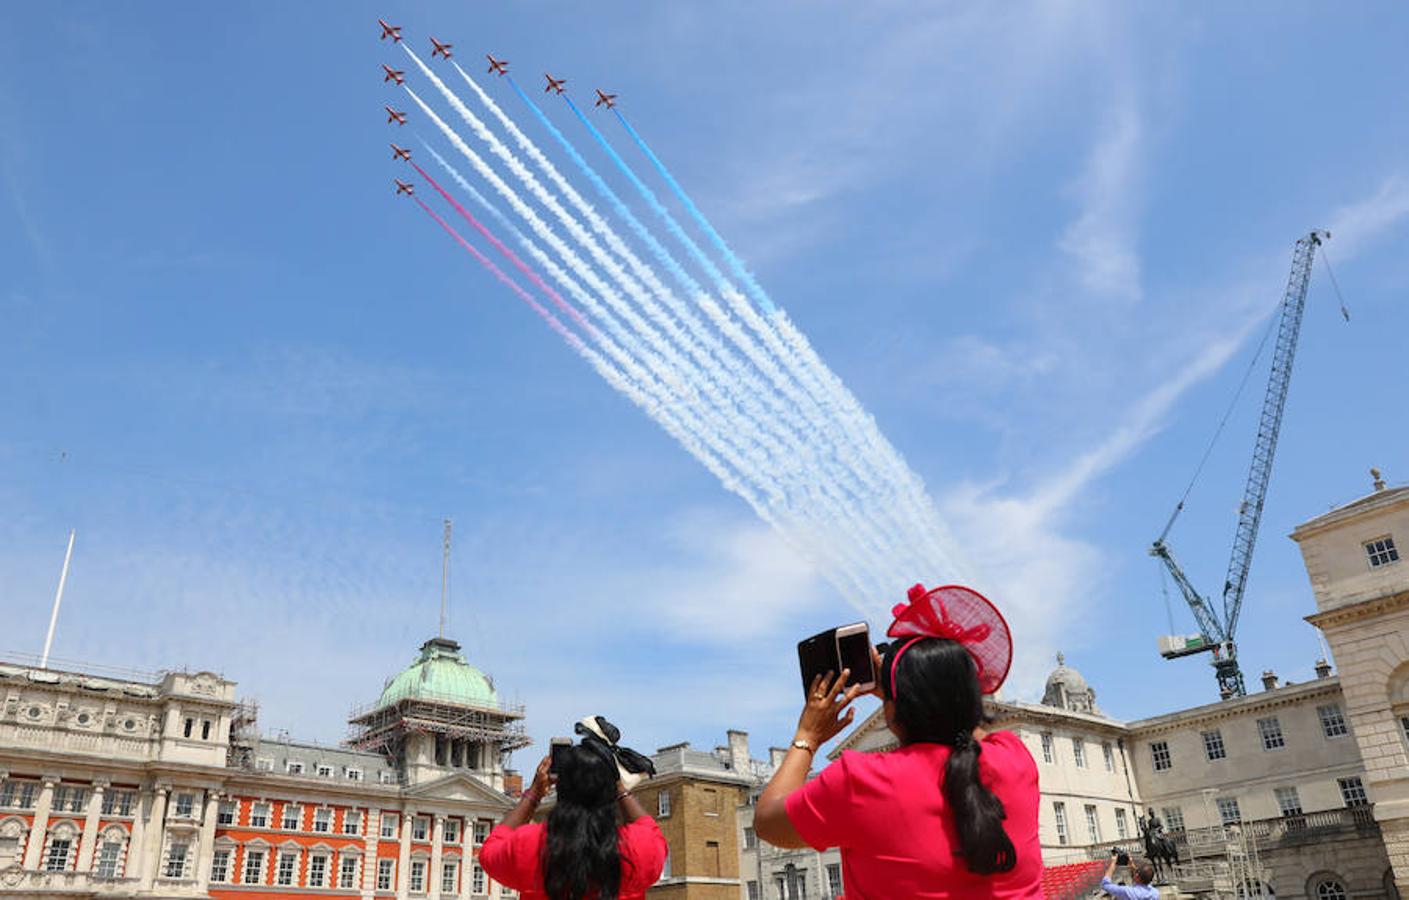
[785, 754, 856, 851]
[478, 823, 544, 892]
[620, 816, 669, 890]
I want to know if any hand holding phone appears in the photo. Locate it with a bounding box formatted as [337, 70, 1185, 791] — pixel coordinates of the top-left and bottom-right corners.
[548, 737, 573, 774]
[798, 622, 876, 696]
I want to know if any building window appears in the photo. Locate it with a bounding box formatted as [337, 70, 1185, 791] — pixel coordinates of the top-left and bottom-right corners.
[276, 851, 298, 886]
[308, 853, 329, 887]
[217, 800, 236, 825]
[1276, 786, 1303, 816]
[473, 819, 490, 845]
[346, 768, 363, 782]
[173, 792, 195, 818]
[1115, 808, 1129, 839]
[1216, 796, 1242, 825]
[1202, 729, 1227, 761]
[184, 718, 194, 738]
[1162, 807, 1185, 832]
[379, 771, 397, 785]
[202, 720, 212, 740]
[657, 791, 672, 817]
[164, 841, 189, 878]
[1365, 536, 1399, 568]
[748, 880, 761, 900]
[1400, 715, 1409, 745]
[660, 850, 671, 881]
[827, 863, 843, 898]
[255, 758, 274, 772]
[1072, 738, 1087, 768]
[1150, 740, 1172, 771]
[441, 860, 458, 893]
[344, 810, 362, 836]
[702, 787, 720, 816]
[242, 848, 265, 884]
[1040, 733, 1054, 764]
[1084, 805, 1101, 843]
[341, 856, 360, 889]
[1318, 704, 1350, 738]
[1053, 802, 1069, 845]
[317, 764, 334, 779]
[377, 858, 395, 891]
[443, 819, 458, 843]
[1258, 717, 1286, 750]
[381, 813, 399, 839]
[1316, 879, 1348, 900]
[314, 808, 333, 833]
[249, 803, 270, 828]
[96, 841, 124, 878]
[409, 859, 426, 894]
[743, 826, 757, 849]
[45, 838, 73, 872]
[210, 848, 231, 883]
[1338, 777, 1369, 807]
[412, 816, 429, 841]
[56, 785, 87, 813]
[282, 804, 301, 830]
[1102, 742, 1115, 772]
[472, 861, 487, 893]
[286, 761, 305, 775]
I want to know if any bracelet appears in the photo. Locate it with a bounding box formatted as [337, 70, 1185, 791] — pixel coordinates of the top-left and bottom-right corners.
[615, 790, 631, 802]
[523, 789, 541, 804]
[791, 739, 815, 754]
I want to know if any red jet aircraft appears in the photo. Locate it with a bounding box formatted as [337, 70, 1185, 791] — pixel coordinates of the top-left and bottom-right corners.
[594, 89, 617, 109]
[486, 55, 509, 76]
[378, 19, 402, 42]
[430, 37, 453, 59]
[390, 143, 411, 161]
[386, 106, 407, 125]
[544, 74, 567, 95]
[382, 65, 406, 85]
[395, 179, 415, 196]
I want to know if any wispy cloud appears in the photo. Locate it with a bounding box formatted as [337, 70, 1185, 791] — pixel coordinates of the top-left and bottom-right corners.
[1325, 174, 1409, 259]
[1058, 92, 1143, 302]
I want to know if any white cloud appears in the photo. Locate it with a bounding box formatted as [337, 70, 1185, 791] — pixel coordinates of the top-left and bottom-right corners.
[1058, 94, 1144, 302]
[1324, 174, 1409, 260]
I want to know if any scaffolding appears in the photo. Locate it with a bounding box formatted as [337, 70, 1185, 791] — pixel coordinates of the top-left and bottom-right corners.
[346, 692, 531, 760]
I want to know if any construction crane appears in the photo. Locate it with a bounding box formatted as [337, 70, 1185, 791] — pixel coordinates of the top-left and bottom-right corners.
[1150, 230, 1329, 698]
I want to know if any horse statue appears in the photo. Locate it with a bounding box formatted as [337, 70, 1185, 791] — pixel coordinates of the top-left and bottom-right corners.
[1140, 808, 1181, 884]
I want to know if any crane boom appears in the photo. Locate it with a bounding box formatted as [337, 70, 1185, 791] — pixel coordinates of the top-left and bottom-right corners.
[1151, 231, 1327, 698]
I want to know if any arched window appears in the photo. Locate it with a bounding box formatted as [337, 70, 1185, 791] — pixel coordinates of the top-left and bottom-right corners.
[0, 817, 29, 869]
[43, 821, 81, 872]
[1314, 878, 1347, 900]
[94, 825, 130, 878]
[1238, 880, 1275, 898]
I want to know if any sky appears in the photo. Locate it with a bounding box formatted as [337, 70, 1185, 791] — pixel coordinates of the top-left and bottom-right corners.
[3, 2, 1408, 770]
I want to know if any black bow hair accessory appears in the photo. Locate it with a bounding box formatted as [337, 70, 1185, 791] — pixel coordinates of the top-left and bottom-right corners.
[574, 716, 656, 791]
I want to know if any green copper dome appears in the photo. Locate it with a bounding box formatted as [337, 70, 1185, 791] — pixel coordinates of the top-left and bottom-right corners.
[377, 637, 498, 709]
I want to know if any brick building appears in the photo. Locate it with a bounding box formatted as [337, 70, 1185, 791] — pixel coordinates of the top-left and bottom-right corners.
[0, 635, 528, 899]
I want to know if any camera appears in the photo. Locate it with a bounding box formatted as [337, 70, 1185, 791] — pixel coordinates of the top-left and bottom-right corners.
[1110, 847, 1130, 866]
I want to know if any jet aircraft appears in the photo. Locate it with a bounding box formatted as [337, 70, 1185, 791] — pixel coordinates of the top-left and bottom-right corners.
[594, 89, 617, 109]
[430, 37, 453, 59]
[544, 74, 567, 94]
[395, 179, 415, 196]
[378, 19, 402, 42]
[386, 106, 407, 125]
[391, 143, 411, 161]
[382, 64, 406, 85]
[486, 55, 509, 76]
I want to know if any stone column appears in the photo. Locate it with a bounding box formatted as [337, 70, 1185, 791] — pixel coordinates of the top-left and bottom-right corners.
[459, 818, 472, 900]
[125, 787, 151, 883]
[361, 807, 377, 900]
[397, 809, 413, 900]
[22, 775, 58, 869]
[195, 791, 221, 890]
[429, 815, 444, 899]
[138, 784, 169, 890]
[76, 780, 108, 871]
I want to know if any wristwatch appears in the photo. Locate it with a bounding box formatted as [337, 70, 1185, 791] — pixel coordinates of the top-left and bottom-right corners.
[791, 739, 815, 754]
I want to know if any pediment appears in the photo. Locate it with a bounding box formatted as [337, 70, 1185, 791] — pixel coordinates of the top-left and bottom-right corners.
[404, 773, 513, 810]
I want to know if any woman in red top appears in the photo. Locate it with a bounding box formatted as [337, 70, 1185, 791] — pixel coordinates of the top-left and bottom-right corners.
[480, 743, 666, 899]
[755, 584, 1043, 899]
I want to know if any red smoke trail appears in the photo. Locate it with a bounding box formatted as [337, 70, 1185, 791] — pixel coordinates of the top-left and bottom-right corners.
[410, 160, 598, 340]
[412, 195, 586, 350]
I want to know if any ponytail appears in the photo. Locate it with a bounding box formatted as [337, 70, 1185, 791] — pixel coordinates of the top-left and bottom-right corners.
[883, 638, 1017, 875]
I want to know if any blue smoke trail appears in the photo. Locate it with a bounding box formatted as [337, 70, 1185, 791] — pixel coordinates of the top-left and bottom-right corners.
[611, 108, 777, 315]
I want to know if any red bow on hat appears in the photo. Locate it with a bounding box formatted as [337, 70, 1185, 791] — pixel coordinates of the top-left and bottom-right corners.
[886, 583, 1013, 695]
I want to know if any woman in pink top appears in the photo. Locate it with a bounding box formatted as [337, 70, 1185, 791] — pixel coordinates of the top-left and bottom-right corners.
[480, 724, 667, 900]
[754, 584, 1043, 899]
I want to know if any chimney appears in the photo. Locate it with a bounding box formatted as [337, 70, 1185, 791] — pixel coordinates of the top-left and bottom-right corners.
[1260, 670, 1279, 691]
[503, 770, 524, 798]
[1315, 658, 1333, 679]
[727, 730, 750, 775]
[768, 747, 788, 772]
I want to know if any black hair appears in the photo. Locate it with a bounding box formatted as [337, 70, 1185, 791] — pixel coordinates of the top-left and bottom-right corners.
[543, 744, 621, 900]
[880, 638, 1017, 875]
[1133, 859, 1155, 885]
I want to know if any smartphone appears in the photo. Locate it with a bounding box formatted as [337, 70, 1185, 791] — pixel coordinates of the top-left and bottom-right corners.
[549, 737, 573, 774]
[797, 622, 876, 695]
[1115, 851, 1130, 866]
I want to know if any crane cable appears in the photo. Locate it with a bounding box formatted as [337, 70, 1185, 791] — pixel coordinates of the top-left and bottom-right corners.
[1320, 245, 1352, 322]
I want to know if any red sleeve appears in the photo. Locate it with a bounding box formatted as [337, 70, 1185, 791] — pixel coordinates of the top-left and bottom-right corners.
[619, 816, 668, 890]
[785, 753, 859, 851]
[479, 823, 544, 892]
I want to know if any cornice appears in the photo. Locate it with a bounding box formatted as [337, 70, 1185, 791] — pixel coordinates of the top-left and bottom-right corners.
[1126, 680, 1343, 735]
[1305, 589, 1409, 630]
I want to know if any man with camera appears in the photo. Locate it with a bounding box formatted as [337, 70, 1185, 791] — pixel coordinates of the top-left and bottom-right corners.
[1101, 848, 1159, 899]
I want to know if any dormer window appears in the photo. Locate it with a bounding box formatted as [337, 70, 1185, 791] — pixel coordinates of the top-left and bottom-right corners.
[1366, 536, 1399, 568]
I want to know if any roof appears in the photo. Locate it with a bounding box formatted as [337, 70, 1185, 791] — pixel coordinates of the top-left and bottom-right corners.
[1291, 482, 1409, 539]
[376, 637, 498, 709]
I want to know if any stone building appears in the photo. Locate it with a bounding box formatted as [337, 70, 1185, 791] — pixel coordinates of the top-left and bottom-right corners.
[0, 635, 528, 899]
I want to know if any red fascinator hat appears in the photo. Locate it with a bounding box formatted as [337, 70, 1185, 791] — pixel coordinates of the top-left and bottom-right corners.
[886, 583, 1013, 695]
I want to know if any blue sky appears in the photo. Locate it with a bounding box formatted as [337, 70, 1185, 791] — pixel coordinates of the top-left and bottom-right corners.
[3, 2, 1408, 768]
